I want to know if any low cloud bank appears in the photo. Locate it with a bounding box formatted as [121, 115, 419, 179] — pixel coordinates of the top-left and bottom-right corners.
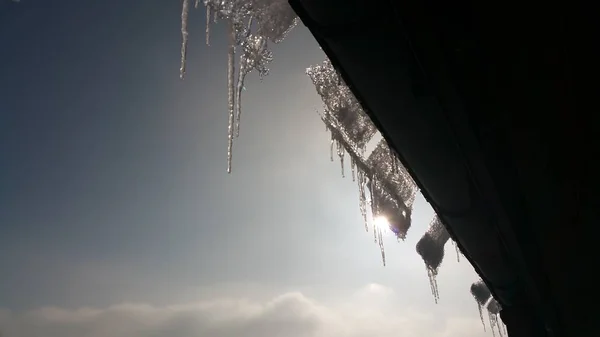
[0, 284, 485, 337]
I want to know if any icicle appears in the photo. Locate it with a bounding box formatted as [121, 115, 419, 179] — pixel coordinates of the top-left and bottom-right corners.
[416, 215, 450, 303]
[477, 303, 486, 331]
[357, 170, 368, 232]
[377, 226, 386, 266]
[234, 20, 266, 138]
[428, 268, 440, 303]
[453, 240, 461, 262]
[471, 280, 492, 332]
[337, 140, 345, 177]
[234, 62, 244, 138]
[487, 299, 502, 337]
[194, 0, 199, 8]
[205, 5, 211, 46]
[330, 135, 335, 162]
[226, 21, 236, 173]
[351, 156, 356, 182]
[179, 0, 191, 79]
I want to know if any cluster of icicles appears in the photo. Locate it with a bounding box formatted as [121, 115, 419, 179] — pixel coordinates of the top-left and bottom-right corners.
[180, 0, 298, 173]
[307, 60, 462, 301]
[471, 280, 509, 337]
[178, 0, 503, 331]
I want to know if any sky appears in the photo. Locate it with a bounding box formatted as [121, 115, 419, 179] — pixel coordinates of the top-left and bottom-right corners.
[1, 1, 488, 336]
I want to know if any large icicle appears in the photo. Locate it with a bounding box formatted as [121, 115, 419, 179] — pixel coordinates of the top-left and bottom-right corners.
[416, 214, 451, 303]
[235, 33, 272, 137]
[190, 0, 298, 172]
[205, 4, 211, 45]
[180, 0, 191, 79]
[226, 21, 236, 173]
[470, 279, 492, 330]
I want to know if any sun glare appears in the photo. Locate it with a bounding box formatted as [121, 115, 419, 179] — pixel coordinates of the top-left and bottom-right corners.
[373, 215, 392, 236]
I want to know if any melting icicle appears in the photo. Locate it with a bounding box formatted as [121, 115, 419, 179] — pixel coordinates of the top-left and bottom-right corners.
[487, 299, 502, 337]
[351, 156, 356, 181]
[176, 0, 298, 173]
[416, 215, 450, 303]
[428, 268, 440, 303]
[205, 5, 211, 46]
[453, 240, 461, 262]
[377, 226, 386, 266]
[471, 280, 492, 331]
[478, 302, 486, 331]
[357, 170, 368, 231]
[330, 135, 335, 162]
[226, 22, 236, 173]
[337, 140, 345, 177]
[235, 32, 271, 138]
[180, 0, 191, 79]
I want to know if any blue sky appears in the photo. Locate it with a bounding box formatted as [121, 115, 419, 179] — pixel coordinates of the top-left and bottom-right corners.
[1, 1, 488, 336]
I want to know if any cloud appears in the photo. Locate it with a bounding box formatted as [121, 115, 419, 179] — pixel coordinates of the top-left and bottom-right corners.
[0, 284, 487, 337]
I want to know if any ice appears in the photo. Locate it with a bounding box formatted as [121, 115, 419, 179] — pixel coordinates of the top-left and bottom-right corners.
[205, 4, 211, 45]
[253, 0, 299, 43]
[416, 215, 450, 303]
[180, 0, 190, 79]
[367, 139, 417, 238]
[471, 280, 492, 330]
[470, 280, 507, 334]
[307, 60, 377, 149]
[174, 0, 504, 318]
[235, 33, 272, 137]
[227, 22, 236, 173]
[487, 299, 503, 337]
[453, 240, 461, 262]
[179, 0, 299, 172]
[308, 60, 419, 265]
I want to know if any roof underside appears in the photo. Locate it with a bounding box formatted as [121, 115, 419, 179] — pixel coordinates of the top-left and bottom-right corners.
[289, 1, 597, 336]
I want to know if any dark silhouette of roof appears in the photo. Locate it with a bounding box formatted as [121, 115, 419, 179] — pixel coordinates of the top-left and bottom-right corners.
[289, 0, 598, 336]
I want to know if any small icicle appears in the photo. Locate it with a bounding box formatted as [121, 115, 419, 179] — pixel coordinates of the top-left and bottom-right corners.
[179, 0, 191, 79]
[350, 156, 356, 182]
[454, 240, 461, 262]
[357, 171, 368, 232]
[428, 269, 440, 303]
[377, 227, 386, 266]
[373, 221, 378, 243]
[205, 5, 211, 46]
[478, 303, 487, 331]
[234, 61, 245, 138]
[233, 18, 257, 138]
[226, 21, 236, 173]
[337, 141, 345, 177]
[488, 311, 497, 337]
[194, 0, 199, 8]
[330, 134, 335, 162]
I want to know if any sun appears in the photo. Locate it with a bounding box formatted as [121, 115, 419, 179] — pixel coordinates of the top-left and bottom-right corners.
[373, 215, 392, 236]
